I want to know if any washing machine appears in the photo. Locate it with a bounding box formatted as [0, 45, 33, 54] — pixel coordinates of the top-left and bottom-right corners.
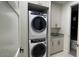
[29, 38, 47, 57]
[29, 10, 47, 39]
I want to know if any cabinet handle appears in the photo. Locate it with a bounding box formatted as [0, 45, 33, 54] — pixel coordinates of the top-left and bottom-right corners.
[58, 40, 60, 45]
[52, 42, 53, 46]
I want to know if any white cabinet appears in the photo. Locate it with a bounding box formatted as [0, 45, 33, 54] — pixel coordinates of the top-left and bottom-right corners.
[51, 2, 62, 28]
[28, 1, 49, 7]
[50, 39, 54, 53]
[57, 38, 63, 52]
[50, 36, 64, 55]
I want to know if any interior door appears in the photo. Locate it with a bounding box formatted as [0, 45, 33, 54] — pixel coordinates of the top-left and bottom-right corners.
[77, 4, 79, 57]
[0, 2, 18, 57]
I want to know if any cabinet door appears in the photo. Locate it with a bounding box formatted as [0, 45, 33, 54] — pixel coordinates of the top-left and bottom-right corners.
[53, 39, 59, 53]
[50, 39, 54, 54]
[50, 38, 61, 54]
[57, 38, 63, 52]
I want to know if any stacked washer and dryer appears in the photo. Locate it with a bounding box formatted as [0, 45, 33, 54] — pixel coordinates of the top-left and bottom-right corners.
[28, 10, 48, 57]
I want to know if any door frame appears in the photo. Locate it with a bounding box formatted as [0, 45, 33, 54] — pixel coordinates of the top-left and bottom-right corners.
[77, 4, 79, 57]
[69, 3, 79, 57]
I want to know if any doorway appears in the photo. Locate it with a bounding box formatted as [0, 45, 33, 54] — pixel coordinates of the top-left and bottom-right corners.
[70, 4, 78, 57]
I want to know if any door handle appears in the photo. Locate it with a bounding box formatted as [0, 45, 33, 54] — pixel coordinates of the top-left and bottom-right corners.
[52, 42, 53, 46]
[58, 40, 60, 45]
[20, 47, 24, 53]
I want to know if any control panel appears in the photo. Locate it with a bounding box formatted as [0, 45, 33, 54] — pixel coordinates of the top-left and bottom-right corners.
[31, 38, 45, 43]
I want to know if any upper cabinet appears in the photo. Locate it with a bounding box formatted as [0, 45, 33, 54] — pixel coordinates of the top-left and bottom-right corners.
[28, 1, 50, 7]
[51, 2, 62, 28]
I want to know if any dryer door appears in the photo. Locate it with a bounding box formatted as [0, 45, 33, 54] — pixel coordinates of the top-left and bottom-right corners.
[31, 43, 46, 57]
[31, 16, 46, 32]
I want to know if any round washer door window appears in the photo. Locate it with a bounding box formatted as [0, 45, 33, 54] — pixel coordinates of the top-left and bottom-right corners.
[32, 16, 46, 32]
[31, 43, 46, 57]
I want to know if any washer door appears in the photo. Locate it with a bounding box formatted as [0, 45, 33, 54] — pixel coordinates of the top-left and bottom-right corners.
[31, 16, 46, 32]
[31, 43, 46, 57]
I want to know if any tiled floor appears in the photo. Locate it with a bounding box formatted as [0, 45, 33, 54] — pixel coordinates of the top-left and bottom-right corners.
[50, 51, 74, 57]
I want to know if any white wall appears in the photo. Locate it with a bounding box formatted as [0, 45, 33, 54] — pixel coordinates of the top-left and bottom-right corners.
[0, 2, 18, 57]
[19, 1, 51, 57]
[51, 1, 79, 53]
[48, 2, 52, 57]
[51, 2, 62, 28]
[8, 1, 19, 16]
[61, 1, 79, 52]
